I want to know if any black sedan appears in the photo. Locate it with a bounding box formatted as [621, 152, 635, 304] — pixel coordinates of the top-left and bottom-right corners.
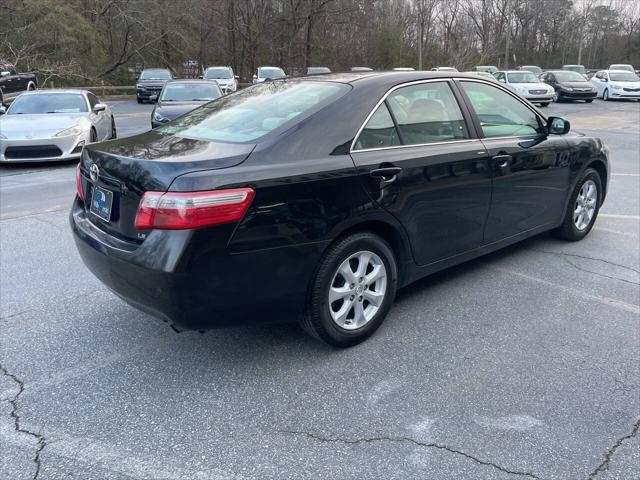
[539, 70, 598, 102]
[150, 79, 222, 128]
[71, 72, 610, 347]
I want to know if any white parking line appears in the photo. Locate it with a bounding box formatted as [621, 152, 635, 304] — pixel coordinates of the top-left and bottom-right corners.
[599, 214, 640, 220]
[611, 173, 640, 177]
[481, 263, 640, 315]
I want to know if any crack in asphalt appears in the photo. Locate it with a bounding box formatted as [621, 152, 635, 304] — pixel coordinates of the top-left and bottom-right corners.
[587, 418, 640, 479]
[280, 430, 541, 479]
[0, 364, 47, 480]
[529, 248, 640, 275]
[563, 258, 640, 286]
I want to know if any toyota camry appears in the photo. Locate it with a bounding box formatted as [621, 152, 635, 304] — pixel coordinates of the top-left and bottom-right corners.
[71, 72, 609, 347]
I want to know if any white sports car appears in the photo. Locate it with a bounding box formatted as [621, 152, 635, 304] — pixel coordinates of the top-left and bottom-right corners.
[0, 89, 116, 162]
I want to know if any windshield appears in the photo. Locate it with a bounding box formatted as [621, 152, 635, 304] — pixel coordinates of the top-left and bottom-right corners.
[610, 65, 634, 72]
[140, 69, 172, 80]
[204, 67, 233, 79]
[520, 66, 542, 74]
[8, 94, 88, 114]
[307, 67, 331, 75]
[258, 68, 285, 79]
[160, 83, 222, 102]
[554, 71, 586, 82]
[564, 66, 586, 74]
[156, 80, 348, 143]
[507, 72, 539, 83]
[610, 72, 639, 82]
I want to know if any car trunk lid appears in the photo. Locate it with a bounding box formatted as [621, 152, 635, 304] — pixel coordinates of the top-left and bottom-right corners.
[79, 130, 254, 242]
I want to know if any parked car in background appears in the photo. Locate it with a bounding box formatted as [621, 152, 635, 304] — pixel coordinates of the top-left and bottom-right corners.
[608, 64, 635, 73]
[136, 68, 173, 103]
[539, 70, 597, 102]
[0, 90, 115, 162]
[518, 65, 543, 75]
[350, 67, 373, 72]
[591, 70, 640, 101]
[493, 70, 555, 106]
[0, 59, 37, 106]
[464, 71, 498, 81]
[431, 67, 458, 72]
[392, 67, 415, 71]
[307, 66, 332, 75]
[562, 65, 588, 79]
[71, 72, 608, 347]
[203, 66, 238, 94]
[474, 66, 498, 73]
[253, 66, 286, 84]
[150, 80, 222, 128]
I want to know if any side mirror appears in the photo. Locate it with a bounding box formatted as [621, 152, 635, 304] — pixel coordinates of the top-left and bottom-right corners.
[499, 78, 506, 83]
[234, 75, 239, 80]
[0, 71, 10, 77]
[252, 74, 257, 79]
[548, 117, 570, 135]
[93, 103, 107, 112]
[0, 106, 6, 115]
[602, 78, 608, 83]
[149, 94, 158, 103]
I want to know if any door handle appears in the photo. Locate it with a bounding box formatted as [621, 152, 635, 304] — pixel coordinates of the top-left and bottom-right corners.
[370, 167, 402, 182]
[493, 154, 512, 168]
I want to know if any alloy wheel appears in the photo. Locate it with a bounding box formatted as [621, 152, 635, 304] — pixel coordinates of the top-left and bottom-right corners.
[328, 250, 387, 330]
[574, 179, 597, 231]
[603, 89, 609, 101]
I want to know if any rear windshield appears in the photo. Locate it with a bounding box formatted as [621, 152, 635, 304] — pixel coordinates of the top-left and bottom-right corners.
[564, 66, 586, 74]
[140, 69, 172, 80]
[520, 66, 542, 74]
[507, 72, 539, 83]
[610, 65, 634, 72]
[161, 83, 222, 102]
[155, 80, 349, 143]
[610, 72, 639, 81]
[8, 94, 88, 114]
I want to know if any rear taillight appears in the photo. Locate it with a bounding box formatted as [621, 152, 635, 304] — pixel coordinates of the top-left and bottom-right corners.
[76, 165, 84, 201]
[134, 188, 255, 230]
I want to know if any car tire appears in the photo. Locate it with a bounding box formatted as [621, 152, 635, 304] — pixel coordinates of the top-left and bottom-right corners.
[90, 128, 97, 143]
[540, 102, 549, 107]
[300, 232, 398, 347]
[603, 89, 609, 101]
[585, 99, 594, 103]
[137, 97, 143, 104]
[110, 117, 117, 139]
[554, 168, 602, 242]
[0, 90, 4, 107]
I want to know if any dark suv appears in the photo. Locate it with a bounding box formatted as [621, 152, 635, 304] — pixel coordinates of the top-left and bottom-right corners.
[0, 60, 37, 105]
[135, 68, 173, 103]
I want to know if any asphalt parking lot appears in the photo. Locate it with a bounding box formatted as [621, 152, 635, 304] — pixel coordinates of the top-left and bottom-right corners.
[1, 98, 639, 479]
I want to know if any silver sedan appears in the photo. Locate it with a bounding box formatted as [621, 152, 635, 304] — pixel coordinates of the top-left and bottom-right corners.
[0, 89, 116, 163]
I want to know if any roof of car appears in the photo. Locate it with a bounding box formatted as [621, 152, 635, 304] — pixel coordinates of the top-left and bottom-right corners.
[165, 79, 220, 84]
[602, 69, 636, 73]
[290, 71, 503, 87]
[21, 89, 89, 95]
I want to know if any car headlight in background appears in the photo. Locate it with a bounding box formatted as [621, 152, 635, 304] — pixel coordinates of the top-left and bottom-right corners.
[514, 86, 527, 94]
[153, 111, 169, 123]
[563, 87, 574, 91]
[610, 84, 621, 90]
[55, 125, 83, 137]
[136, 84, 143, 89]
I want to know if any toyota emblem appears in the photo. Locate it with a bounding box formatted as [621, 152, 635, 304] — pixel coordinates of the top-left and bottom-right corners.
[90, 164, 99, 182]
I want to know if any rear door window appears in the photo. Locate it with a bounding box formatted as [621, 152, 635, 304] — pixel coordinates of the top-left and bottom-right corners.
[354, 103, 400, 150]
[460, 81, 543, 138]
[385, 82, 469, 145]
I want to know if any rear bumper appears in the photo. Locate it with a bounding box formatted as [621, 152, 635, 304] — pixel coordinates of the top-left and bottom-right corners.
[70, 199, 327, 331]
